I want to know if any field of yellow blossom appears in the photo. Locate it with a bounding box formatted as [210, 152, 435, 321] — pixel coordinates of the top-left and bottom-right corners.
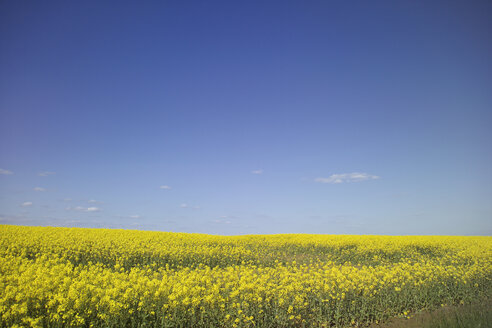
[1, 225, 491, 327]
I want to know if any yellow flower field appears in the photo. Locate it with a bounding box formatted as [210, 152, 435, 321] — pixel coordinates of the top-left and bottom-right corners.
[1, 225, 491, 327]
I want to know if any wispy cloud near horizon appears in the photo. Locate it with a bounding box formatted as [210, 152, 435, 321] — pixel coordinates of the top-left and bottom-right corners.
[0, 168, 13, 175]
[160, 185, 172, 190]
[213, 218, 231, 224]
[66, 206, 101, 212]
[180, 203, 200, 210]
[251, 169, 263, 175]
[34, 187, 46, 192]
[315, 172, 380, 184]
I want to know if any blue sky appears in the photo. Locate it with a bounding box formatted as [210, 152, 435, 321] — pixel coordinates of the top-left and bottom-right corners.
[1, 0, 491, 235]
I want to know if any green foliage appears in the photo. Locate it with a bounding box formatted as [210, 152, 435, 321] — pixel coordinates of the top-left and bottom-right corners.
[423, 301, 492, 328]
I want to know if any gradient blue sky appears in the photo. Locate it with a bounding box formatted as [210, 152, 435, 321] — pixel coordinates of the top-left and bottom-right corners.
[1, 0, 491, 235]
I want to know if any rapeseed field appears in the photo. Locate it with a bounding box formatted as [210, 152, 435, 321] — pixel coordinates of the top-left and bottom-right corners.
[1, 225, 491, 327]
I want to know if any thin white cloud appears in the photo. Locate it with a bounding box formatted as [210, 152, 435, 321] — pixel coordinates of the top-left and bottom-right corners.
[0, 168, 13, 175]
[160, 185, 172, 190]
[180, 203, 200, 210]
[33, 187, 46, 192]
[129, 215, 141, 219]
[213, 219, 231, 224]
[20, 201, 33, 207]
[315, 172, 380, 184]
[88, 199, 103, 204]
[38, 171, 55, 177]
[251, 169, 263, 175]
[66, 206, 101, 212]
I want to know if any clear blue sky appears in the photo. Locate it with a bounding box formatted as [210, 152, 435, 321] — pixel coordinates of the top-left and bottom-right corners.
[1, 0, 491, 235]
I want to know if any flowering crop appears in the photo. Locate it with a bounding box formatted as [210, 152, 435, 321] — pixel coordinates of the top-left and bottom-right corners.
[1, 225, 491, 327]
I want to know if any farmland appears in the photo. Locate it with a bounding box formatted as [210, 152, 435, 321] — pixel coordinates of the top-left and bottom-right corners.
[1, 225, 491, 327]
